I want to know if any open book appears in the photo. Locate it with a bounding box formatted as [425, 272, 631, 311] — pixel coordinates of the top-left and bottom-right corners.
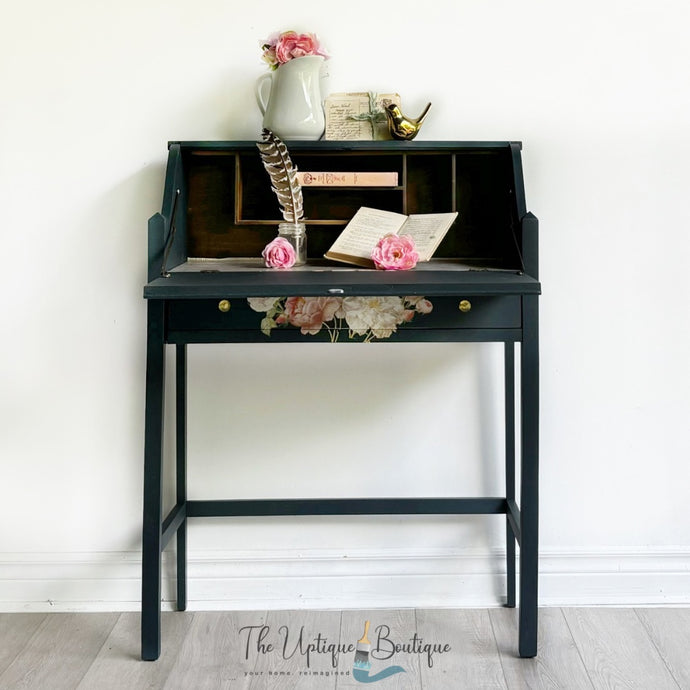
[324, 207, 459, 268]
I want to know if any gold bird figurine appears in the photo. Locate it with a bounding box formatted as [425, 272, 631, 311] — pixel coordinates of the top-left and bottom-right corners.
[384, 101, 432, 140]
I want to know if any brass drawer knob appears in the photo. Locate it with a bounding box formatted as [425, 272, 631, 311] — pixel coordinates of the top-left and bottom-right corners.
[458, 299, 472, 313]
[218, 299, 231, 313]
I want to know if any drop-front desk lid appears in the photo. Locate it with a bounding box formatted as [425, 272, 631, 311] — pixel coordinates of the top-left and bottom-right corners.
[144, 258, 540, 299]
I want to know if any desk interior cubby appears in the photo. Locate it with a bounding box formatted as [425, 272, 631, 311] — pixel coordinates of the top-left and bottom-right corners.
[178, 142, 524, 270]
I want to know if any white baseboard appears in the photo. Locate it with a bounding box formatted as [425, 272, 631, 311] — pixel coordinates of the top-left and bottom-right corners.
[1, 548, 689, 612]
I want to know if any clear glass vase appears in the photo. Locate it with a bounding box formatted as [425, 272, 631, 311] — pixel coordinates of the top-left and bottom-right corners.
[277, 222, 307, 266]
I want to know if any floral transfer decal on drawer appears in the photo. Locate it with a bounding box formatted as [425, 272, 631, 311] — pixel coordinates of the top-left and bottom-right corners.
[247, 296, 433, 342]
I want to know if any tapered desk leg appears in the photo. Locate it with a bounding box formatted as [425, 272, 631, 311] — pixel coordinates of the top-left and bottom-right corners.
[504, 342, 516, 608]
[519, 296, 539, 658]
[142, 301, 165, 661]
[176, 344, 187, 611]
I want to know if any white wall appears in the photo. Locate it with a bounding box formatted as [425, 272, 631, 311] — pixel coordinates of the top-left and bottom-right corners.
[2, 0, 690, 610]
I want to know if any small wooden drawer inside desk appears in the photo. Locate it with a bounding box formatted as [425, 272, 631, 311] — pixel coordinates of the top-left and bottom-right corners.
[165, 295, 522, 344]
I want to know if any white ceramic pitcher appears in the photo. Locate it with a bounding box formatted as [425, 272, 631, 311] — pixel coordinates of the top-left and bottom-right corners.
[255, 55, 326, 140]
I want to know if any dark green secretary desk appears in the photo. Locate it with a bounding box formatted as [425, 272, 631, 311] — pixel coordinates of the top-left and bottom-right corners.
[142, 140, 541, 660]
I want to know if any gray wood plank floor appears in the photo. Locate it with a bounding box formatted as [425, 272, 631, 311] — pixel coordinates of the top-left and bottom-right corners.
[0, 608, 688, 689]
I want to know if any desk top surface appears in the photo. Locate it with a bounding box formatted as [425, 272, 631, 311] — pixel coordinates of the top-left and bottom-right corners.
[144, 259, 540, 299]
[169, 140, 521, 151]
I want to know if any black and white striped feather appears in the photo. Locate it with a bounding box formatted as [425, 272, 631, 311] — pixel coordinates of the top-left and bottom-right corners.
[256, 129, 304, 223]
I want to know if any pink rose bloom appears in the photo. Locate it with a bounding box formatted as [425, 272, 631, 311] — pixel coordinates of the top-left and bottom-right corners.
[371, 234, 419, 271]
[261, 31, 329, 69]
[262, 237, 296, 269]
[274, 31, 328, 64]
[284, 296, 341, 335]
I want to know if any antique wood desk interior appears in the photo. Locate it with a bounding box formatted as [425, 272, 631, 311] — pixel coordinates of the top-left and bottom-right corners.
[142, 141, 540, 660]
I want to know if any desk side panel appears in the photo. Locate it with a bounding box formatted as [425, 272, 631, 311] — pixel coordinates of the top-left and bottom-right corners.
[149, 145, 188, 280]
[521, 212, 539, 281]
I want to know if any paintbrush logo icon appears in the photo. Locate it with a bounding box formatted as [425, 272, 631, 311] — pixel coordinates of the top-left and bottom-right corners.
[353, 620, 405, 684]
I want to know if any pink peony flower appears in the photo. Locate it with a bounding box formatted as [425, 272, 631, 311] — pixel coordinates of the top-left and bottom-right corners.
[284, 296, 341, 335]
[262, 236, 296, 269]
[371, 234, 419, 271]
[261, 31, 329, 69]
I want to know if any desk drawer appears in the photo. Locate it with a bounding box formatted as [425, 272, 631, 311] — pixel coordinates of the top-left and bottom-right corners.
[167, 295, 521, 342]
